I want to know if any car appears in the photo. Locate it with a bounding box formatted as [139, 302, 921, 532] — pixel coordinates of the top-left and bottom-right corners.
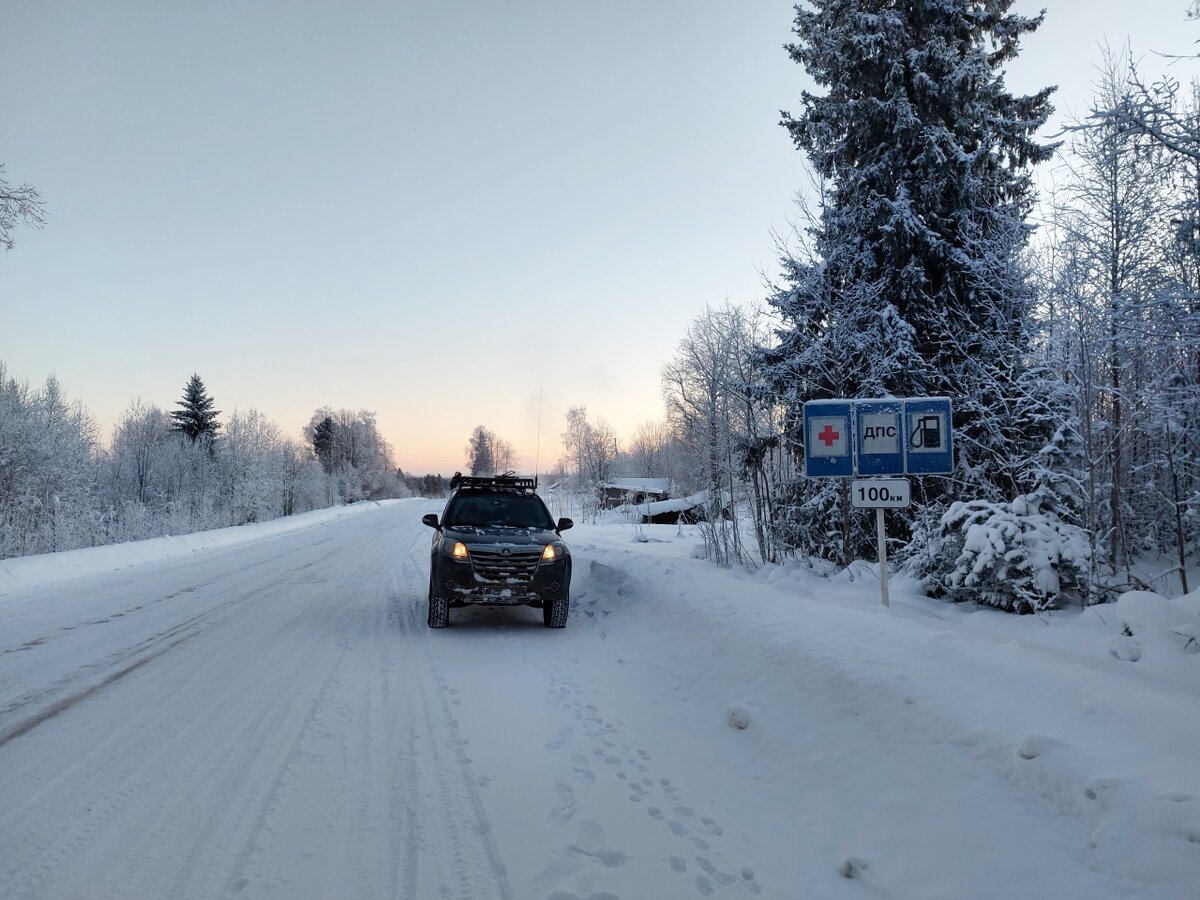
[421, 473, 573, 629]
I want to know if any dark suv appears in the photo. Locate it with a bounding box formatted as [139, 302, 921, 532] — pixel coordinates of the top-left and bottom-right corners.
[421, 474, 573, 629]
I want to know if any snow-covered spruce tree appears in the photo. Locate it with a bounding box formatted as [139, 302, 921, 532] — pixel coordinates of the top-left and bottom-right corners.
[762, 1, 1086, 608]
[312, 415, 336, 474]
[170, 374, 221, 443]
[906, 357, 1093, 612]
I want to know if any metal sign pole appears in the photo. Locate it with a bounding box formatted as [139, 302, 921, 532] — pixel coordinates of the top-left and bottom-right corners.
[876, 507, 889, 607]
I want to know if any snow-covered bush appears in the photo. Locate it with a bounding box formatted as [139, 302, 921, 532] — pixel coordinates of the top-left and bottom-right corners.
[1110, 590, 1200, 662]
[917, 490, 1092, 613]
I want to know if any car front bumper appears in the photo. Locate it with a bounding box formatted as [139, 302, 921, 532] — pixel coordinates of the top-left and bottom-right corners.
[433, 558, 570, 607]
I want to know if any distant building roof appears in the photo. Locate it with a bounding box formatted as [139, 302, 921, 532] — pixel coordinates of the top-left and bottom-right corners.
[603, 478, 671, 494]
[633, 491, 706, 515]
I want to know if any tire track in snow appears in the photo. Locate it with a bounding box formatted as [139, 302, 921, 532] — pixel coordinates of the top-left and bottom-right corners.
[0, 628, 195, 749]
[389, 548, 429, 899]
[0, 579, 354, 897]
[212, 524, 417, 900]
[0, 539, 349, 727]
[398, 583, 516, 900]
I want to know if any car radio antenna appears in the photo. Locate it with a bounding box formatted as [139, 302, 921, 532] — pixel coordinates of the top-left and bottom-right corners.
[534, 381, 543, 488]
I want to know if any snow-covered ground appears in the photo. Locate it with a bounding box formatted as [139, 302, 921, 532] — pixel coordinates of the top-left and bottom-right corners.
[1, 501, 1197, 899]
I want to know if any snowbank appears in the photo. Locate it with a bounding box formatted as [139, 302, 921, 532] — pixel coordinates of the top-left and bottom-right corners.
[0, 500, 417, 601]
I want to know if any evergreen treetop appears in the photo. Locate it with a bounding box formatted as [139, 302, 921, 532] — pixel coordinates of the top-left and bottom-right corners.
[171, 373, 221, 442]
[312, 416, 336, 473]
[777, 0, 1055, 393]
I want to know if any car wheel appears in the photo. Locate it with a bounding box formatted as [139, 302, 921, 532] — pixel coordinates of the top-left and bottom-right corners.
[428, 576, 449, 629]
[543, 591, 569, 629]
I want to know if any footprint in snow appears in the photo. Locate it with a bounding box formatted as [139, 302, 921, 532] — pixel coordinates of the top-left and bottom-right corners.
[550, 782, 577, 824]
[545, 727, 574, 752]
[566, 821, 628, 869]
[567, 846, 628, 869]
[571, 766, 596, 785]
[699, 817, 722, 835]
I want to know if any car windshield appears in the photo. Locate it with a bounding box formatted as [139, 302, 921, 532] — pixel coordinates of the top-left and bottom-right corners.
[444, 493, 554, 529]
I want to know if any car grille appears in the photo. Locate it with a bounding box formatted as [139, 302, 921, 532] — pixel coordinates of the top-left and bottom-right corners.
[471, 549, 542, 583]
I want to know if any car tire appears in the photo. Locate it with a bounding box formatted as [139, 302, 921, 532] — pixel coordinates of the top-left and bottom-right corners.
[428, 576, 449, 629]
[543, 591, 569, 629]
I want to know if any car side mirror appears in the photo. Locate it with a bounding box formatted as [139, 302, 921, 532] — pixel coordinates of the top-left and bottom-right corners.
[556, 517, 573, 532]
[421, 514, 440, 529]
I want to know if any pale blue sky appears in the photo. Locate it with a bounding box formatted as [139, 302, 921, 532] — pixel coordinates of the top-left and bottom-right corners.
[1, 0, 1192, 473]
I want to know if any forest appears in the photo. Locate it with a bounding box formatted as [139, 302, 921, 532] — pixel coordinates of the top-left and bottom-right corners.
[0, 368, 408, 559]
[2, 2, 1197, 613]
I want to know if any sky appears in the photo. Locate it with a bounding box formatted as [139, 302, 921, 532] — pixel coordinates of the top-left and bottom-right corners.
[1, 1, 1194, 475]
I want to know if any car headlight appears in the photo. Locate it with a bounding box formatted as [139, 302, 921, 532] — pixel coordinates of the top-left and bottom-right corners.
[541, 542, 566, 561]
[450, 541, 470, 561]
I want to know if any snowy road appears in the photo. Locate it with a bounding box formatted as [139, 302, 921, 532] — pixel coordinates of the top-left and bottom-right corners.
[1, 500, 1197, 899]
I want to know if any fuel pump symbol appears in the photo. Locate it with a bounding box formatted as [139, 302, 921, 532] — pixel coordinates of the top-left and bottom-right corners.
[910, 414, 943, 449]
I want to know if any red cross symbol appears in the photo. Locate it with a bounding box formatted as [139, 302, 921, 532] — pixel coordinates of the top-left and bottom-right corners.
[818, 425, 840, 447]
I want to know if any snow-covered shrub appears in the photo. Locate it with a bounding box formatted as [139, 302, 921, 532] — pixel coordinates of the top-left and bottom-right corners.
[916, 489, 1092, 613]
[1111, 590, 1200, 662]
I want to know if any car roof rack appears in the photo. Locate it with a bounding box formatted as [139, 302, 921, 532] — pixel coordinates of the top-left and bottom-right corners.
[449, 471, 538, 491]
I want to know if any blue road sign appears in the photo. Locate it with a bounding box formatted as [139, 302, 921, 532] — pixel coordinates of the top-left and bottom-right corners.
[854, 399, 904, 476]
[803, 400, 853, 477]
[904, 397, 953, 474]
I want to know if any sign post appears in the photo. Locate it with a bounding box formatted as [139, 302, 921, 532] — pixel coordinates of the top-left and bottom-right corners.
[876, 508, 888, 607]
[804, 397, 953, 608]
[851, 478, 911, 606]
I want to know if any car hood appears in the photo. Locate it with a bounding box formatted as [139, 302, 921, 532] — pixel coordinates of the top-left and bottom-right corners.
[442, 525, 561, 547]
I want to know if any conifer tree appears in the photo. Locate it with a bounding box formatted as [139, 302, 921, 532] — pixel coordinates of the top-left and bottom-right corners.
[762, 0, 1066, 589]
[312, 416, 336, 473]
[170, 374, 221, 442]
